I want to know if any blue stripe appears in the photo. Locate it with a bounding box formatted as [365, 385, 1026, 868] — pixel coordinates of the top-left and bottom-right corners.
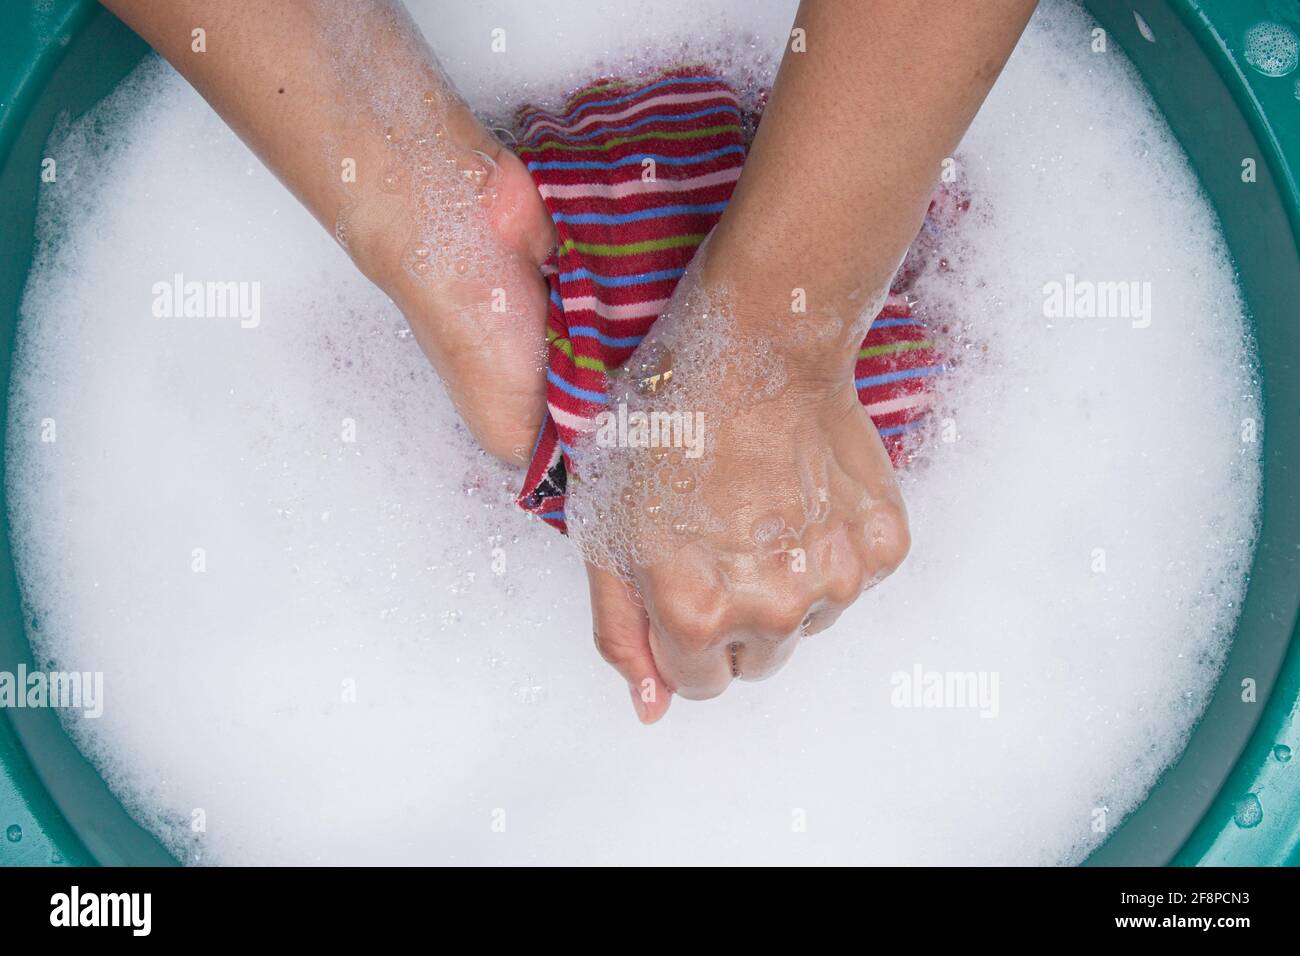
[878, 419, 927, 438]
[547, 369, 607, 404]
[540, 510, 566, 521]
[524, 105, 741, 145]
[529, 417, 547, 459]
[855, 365, 946, 390]
[527, 145, 745, 172]
[871, 317, 924, 329]
[567, 325, 644, 348]
[549, 289, 563, 309]
[560, 266, 685, 288]
[520, 75, 726, 129]
[553, 202, 728, 226]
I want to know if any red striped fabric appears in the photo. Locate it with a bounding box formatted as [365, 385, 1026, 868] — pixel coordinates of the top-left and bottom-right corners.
[514, 68, 955, 533]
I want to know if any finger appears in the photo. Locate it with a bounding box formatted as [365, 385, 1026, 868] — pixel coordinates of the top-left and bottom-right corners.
[487, 146, 557, 263]
[729, 632, 800, 682]
[800, 606, 843, 637]
[587, 563, 672, 724]
[640, 559, 735, 701]
[645, 624, 734, 701]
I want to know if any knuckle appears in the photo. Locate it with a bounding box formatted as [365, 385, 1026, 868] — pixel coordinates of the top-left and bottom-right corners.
[649, 573, 726, 650]
[757, 590, 813, 639]
[825, 549, 870, 605]
[865, 501, 911, 575]
[657, 604, 720, 650]
[592, 628, 623, 666]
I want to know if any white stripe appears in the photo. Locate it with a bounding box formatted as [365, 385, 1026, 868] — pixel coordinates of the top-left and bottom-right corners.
[862, 393, 934, 417]
[561, 295, 668, 322]
[539, 166, 742, 202]
[549, 405, 599, 434]
[523, 89, 739, 141]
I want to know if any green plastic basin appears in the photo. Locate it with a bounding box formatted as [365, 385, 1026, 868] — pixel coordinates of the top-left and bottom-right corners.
[0, 0, 1296, 866]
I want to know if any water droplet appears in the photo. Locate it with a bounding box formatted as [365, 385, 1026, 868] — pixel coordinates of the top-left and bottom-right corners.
[1243, 21, 1299, 77]
[459, 151, 496, 187]
[1232, 793, 1263, 828]
[1273, 744, 1292, 763]
[643, 496, 663, 517]
[4, 824, 21, 843]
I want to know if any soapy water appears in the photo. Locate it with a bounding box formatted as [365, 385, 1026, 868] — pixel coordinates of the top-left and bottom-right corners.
[5, 0, 1261, 864]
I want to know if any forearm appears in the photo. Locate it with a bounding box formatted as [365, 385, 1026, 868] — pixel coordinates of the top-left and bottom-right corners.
[100, 0, 488, 284]
[711, 0, 1037, 352]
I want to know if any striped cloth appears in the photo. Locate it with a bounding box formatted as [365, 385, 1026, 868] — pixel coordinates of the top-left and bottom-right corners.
[514, 68, 950, 534]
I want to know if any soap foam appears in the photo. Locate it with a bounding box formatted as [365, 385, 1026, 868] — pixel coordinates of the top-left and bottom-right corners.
[1243, 20, 1299, 78]
[6, 0, 1260, 864]
[566, 262, 792, 579]
[317, 0, 508, 286]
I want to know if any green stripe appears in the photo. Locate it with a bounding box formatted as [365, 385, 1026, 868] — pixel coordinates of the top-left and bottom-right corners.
[562, 234, 705, 257]
[547, 330, 608, 373]
[517, 124, 741, 155]
[584, 80, 625, 93]
[858, 339, 934, 360]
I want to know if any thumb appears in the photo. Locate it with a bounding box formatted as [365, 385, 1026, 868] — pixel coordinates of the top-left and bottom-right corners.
[587, 563, 672, 724]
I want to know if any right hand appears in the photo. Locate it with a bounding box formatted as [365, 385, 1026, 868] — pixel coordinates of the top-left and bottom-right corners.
[568, 254, 911, 721]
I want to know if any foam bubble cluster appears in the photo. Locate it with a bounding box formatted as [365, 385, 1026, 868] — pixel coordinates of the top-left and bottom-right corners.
[1243, 20, 1299, 78]
[319, 0, 506, 285]
[5, 0, 1262, 865]
[565, 267, 787, 578]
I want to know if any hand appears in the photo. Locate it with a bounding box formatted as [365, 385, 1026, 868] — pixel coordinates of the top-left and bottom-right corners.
[349, 105, 557, 465]
[567, 250, 910, 722]
[99, 0, 559, 465]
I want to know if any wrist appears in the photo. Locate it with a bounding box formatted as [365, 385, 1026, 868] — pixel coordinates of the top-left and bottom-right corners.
[696, 227, 881, 398]
[331, 99, 506, 295]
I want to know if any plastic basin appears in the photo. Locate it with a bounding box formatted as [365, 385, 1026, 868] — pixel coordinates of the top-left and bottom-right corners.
[0, 0, 1296, 866]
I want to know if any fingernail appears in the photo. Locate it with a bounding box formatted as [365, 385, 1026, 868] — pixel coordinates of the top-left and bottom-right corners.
[628, 681, 649, 723]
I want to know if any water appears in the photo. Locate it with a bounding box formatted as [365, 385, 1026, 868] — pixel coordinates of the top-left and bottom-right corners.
[5, 0, 1261, 864]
